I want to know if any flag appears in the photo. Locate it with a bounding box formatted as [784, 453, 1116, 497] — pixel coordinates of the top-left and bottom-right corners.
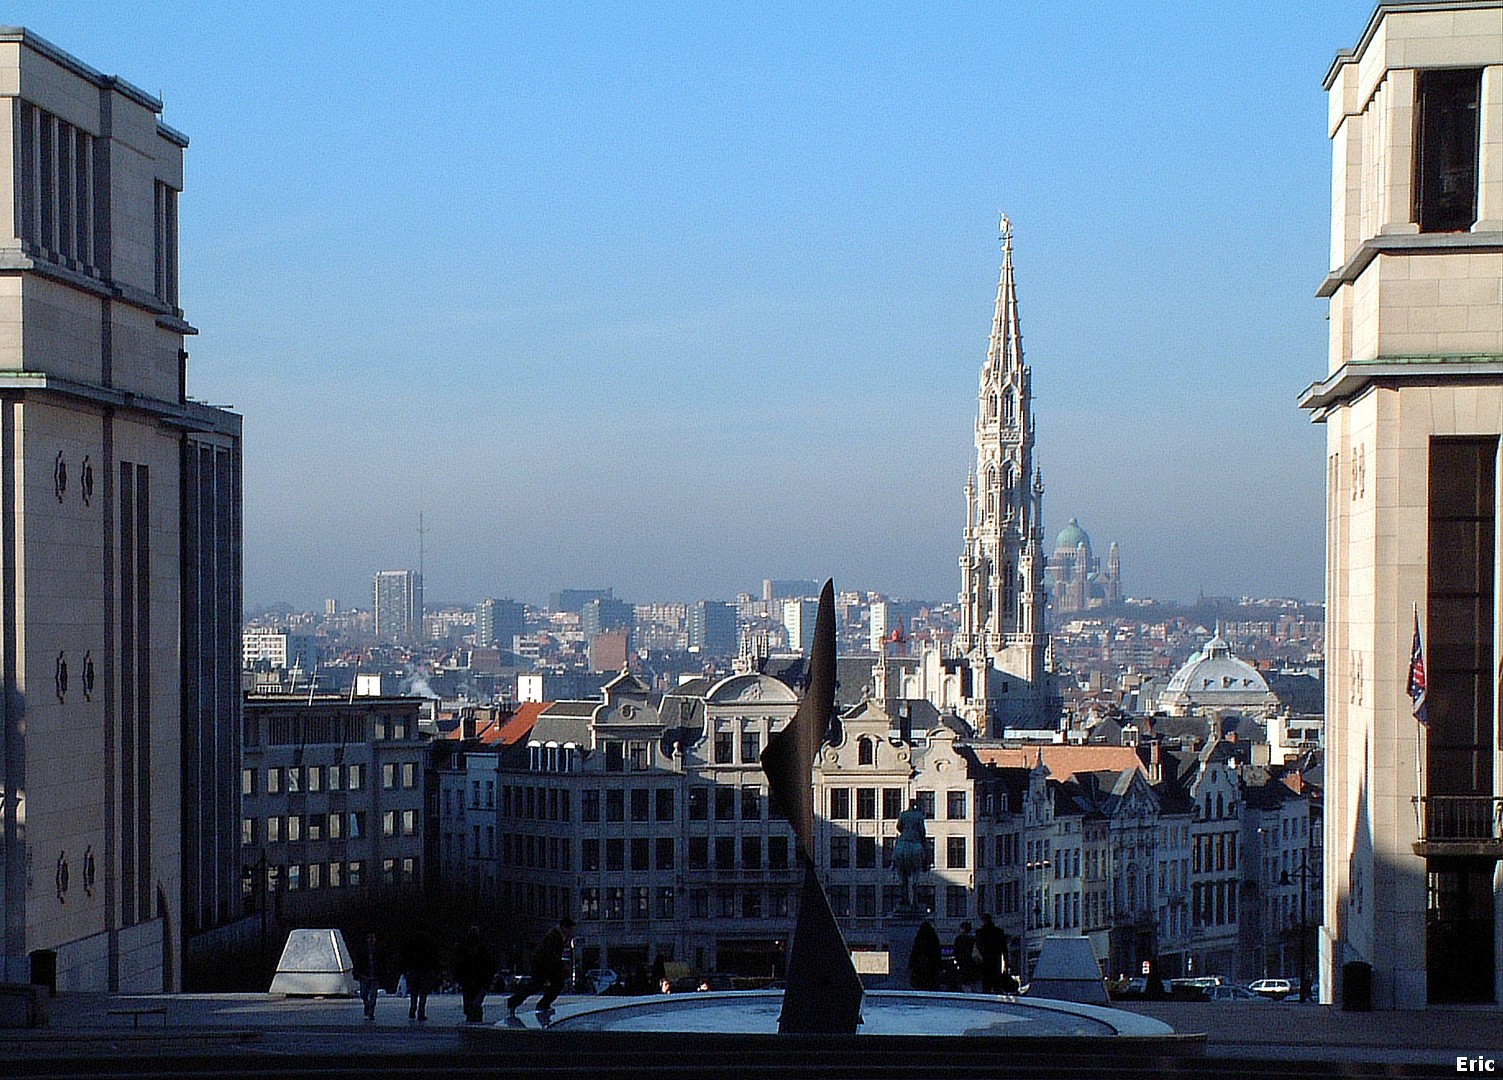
[1407, 607, 1428, 725]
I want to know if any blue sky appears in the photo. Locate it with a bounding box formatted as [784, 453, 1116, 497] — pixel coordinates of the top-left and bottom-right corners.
[9, 2, 1375, 608]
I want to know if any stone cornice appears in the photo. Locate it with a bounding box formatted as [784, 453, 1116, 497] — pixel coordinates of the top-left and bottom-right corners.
[0, 371, 241, 436]
[1323, 1, 1503, 90]
[1315, 231, 1503, 298]
[1298, 355, 1503, 419]
[0, 250, 198, 334]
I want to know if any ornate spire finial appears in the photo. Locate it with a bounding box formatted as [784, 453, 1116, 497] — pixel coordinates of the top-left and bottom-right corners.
[999, 213, 1012, 249]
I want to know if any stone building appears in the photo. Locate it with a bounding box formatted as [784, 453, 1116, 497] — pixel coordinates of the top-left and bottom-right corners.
[1300, 0, 1503, 1008]
[239, 696, 429, 922]
[0, 30, 242, 992]
[1045, 519, 1122, 614]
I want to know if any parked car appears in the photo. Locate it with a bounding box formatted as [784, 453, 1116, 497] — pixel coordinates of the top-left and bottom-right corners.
[1206, 984, 1268, 1002]
[580, 968, 618, 995]
[1167, 976, 1225, 1001]
[1111, 976, 1149, 1000]
[1247, 978, 1294, 1000]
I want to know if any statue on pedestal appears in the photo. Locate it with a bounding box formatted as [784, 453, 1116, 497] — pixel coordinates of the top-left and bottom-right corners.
[891, 799, 931, 911]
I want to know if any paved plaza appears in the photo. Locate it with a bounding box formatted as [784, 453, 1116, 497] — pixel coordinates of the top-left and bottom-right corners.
[0, 990, 1495, 1078]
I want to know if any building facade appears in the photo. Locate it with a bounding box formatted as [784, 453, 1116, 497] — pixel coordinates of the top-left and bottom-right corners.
[1044, 519, 1122, 614]
[373, 569, 423, 644]
[1300, 0, 1503, 1008]
[0, 30, 242, 992]
[240, 696, 430, 922]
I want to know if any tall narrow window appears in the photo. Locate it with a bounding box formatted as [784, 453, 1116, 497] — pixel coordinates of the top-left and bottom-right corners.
[1415, 69, 1482, 233]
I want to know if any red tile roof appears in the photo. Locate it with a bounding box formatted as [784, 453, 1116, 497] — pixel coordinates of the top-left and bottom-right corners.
[969, 744, 1146, 783]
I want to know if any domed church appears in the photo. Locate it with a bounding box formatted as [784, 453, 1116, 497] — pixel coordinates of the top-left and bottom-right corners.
[1157, 632, 1280, 717]
[1044, 518, 1121, 613]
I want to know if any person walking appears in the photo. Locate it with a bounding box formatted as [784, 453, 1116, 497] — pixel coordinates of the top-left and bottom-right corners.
[401, 928, 442, 1022]
[355, 931, 383, 1021]
[507, 915, 574, 1022]
[909, 920, 942, 991]
[454, 925, 496, 1024]
[974, 913, 1008, 993]
[953, 920, 978, 990]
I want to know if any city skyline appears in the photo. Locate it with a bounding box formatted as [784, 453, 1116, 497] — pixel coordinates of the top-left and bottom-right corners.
[1, 2, 1372, 609]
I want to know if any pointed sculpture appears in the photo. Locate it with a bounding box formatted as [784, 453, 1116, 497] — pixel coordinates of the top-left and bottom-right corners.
[761, 579, 864, 1033]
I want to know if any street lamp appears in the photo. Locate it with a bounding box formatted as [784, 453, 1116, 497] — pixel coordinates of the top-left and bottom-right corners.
[1024, 857, 1051, 982]
[242, 848, 274, 975]
[1279, 849, 1312, 1002]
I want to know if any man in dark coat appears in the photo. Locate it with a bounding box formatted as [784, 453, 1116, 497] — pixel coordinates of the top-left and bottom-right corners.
[401, 929, 442, 1022]
[355, 931, 383, 1021]
[506, 916, 574, 1020]
[454, 925, 497, 1024]
[974, 913, 1009, 993]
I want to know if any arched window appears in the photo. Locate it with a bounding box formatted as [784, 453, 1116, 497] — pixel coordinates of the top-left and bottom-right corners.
[858, 737, 875, 766]
[1003, 391, 1015, 423]
[985, 466, 998, 520]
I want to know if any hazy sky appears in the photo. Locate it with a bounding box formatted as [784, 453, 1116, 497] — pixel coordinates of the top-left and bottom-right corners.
[10, 2, 1376, 609]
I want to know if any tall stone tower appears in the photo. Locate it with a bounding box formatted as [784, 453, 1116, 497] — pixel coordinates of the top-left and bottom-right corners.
[1301, 2, 1503, 1010]
[955, 218, 1059, 733]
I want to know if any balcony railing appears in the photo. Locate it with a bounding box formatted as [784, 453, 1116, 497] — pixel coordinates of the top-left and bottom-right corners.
[1412, 795, 1503, 858]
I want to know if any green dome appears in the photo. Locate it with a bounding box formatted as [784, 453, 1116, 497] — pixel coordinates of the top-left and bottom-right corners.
[1054, 518, 1091, 554]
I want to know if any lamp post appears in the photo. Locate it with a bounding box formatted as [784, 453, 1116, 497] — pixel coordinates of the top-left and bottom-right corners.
[1024, 857, 1051, 983]
[1280, 849, 1311, 1002]
[242, 848, 272, 975]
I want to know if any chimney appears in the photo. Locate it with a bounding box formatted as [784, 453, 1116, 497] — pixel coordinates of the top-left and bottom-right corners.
[462, 707, 477, 740]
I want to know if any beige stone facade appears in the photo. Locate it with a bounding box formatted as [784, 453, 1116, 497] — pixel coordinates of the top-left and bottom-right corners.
[1303, 1, 1503, 1009]
[0, 30, 241, 991]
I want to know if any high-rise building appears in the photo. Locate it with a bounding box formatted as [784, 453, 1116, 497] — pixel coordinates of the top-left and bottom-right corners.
[581, 595, 633, 638]
[1300, 1, 1503, 1009]
[689, 600, 738, 656]
[476, 598, 525, 651]
[869, 600, 890, 653]
[782, 598, 819, 654]
[952, 219, 1060, 733]
[373, 570, 423, 643]
[0, 30, 242, 991]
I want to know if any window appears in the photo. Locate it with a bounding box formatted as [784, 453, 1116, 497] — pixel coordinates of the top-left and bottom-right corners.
[582, 839, 601, 872]
[328, 861, 342, 889]
[741, 731, 760, 763]
[605, 741, 624, 772]
[241, 768, 255, 796]
[286, 767, 302, 794]
[241, 818, 254, 845]
[631, 837, 649, 872]
[882, 836, 894, 868]
[856, 885, 876, 917]
[741, 786, 761, 821]
[830, 788, 851, 819]
[916, 791, 935, 819]
[715, 837, 736, 870]
[742, 890, 762, 919]
[856, 788, 877, 820]
[688, 837, 709, 870]
[633, 886, 650, 919]
[657, 887, 675, 920]
[947, 836, 967, 869]
[858, 737, 874, 766]
[329, 765, 343, 791]
[286, 865, 301, 891]
[347, 860, 363, 887]
[829, 835, 851, 869]
[741, 836, 762, 870]
[715, 787, 735, 821]
[828, 885, 851, 917]
[607, 789, 625, 822]
[347, 764, 364, 790]
[401, 809, 416, 836]
[768, 836, 788, 870]
[267, 767, 281, 794]
[17, 104, 99, 275]
[946, 791, 967, 820]
[582, 790, 600, 822]
[946, 884, 968, 918]
[381, 764, 395, 790]
[348, 812, 364, 839]
[307, 863, 322, 890]
[656, 788, 675, 821]
[688, 788, 708, 820]
[631, 789, 650, 822]
[581, 887, 601, 919]
[306, 813, 324, 841]
[882, 788, 903, 819]
[1415, 68, 1483, 233]
[382, 812, 396, 838]
[402, 763, 417, 789]
[629, 742, 649, 770]
[606, 839, 625, 872]
[656, 838, 675, 870]
[691, 889, 709, 918]
[714, 732, 733, 764]
[307, 766, 322, 793]
[856, 836, 877, 869]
